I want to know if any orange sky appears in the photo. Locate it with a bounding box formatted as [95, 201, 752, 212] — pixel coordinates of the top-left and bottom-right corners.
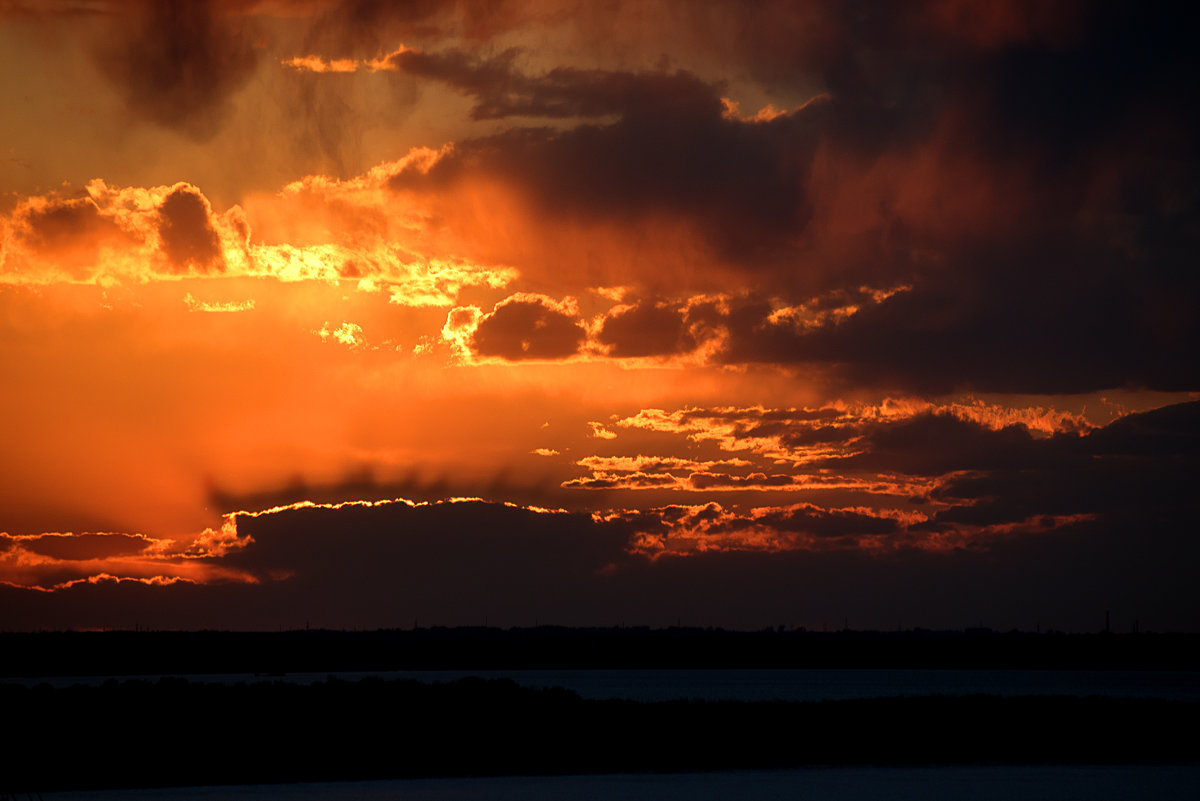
[1, 1, 1198, 631]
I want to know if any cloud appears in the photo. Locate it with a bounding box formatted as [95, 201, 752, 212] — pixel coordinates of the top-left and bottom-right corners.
[0, 527, 251, 591]
[1, 177, 514, 305]
[376, 44, 727, 122]
[4, 196, 128, 280]
[316, 321, 366, 348]
[158, 184, 227, 273]
[588, 422, 618, 440]
[210, 498, 631, 619]
[3, 180, 234, 283]
[184, 293, 255, 313]
[2, 1, 1198, 635]
[595, 298, 712, 359]
[11, 532, 155, 562]
[279, 0, 540, 61]
[363, 4, 1199, 394]
[2, 397, 1198, 631]
[383, 72, 825, 278]
[16, 0, 1194, 397]
[923, 401, 1200, 528]
[282, 55, 359, 74]
[92, 0, 262, 140]
[611, 399, 1093, 469]
[602, 501, 922, 558]
[463, 293, 587, 361]
[720, 262, 1200, 394]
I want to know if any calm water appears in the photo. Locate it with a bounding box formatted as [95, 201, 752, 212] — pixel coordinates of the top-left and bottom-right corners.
[28, 672, 1200, 799]
[18, 667, 1200, 702]
[43, 766, 1200, 801]
[390, 667, 1200, 702]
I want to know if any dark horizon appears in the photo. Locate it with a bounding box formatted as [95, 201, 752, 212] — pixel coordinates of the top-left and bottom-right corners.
[5, 625, 1199, 680]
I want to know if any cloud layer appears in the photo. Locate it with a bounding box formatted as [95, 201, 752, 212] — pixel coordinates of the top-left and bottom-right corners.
[1, 1, 1196, 632]
[4, 402, 1196, 631]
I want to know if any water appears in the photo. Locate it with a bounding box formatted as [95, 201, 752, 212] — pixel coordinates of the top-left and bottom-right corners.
[17, 667, 1200, 702]
[23, 672, 1199, 799]
[41, 765, 1200, 801]
[392, 667, 1200, 702]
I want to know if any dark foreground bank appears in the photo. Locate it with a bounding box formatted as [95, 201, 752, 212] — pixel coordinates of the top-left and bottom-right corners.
[3, 676, 1195, 792]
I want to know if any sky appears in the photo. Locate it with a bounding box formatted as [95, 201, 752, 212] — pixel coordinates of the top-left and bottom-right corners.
[1, 0, 1198, 633]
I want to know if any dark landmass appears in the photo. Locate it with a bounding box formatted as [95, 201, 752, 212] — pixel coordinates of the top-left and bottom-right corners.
[2, 675, 1196, 792]
[1, 626, 1197, 678]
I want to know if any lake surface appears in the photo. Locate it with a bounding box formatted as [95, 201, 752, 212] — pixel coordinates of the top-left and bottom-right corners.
[18, 667, 1200, 702]
[43, 765, 1200, 801]
[396, 667, 1200, 702]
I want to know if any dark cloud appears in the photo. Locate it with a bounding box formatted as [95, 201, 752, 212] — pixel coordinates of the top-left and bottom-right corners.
[687, 473, 796, 490]
[5, 486, 1196, 632]
[719, 255, 1200, 393]
[385, 46, 722, 122]
[563, 473, 677, 490]
[387, 68, 823, 274]
[221, 499, 624, 577]
[793, 400, 1195, 535]
[207, 499, 630, 626]
[596, 300, 696, 358]
[295, 0, 449, 57]
[379, 4, 1200, 394]
[22, 532, 153, 562]
[742, 3, 1199, 393]
[925, 401, 1200, 529]
[470, 295, 586, 360]
[1, 405, 1196, 631]
[292, 0, 529, 58]
[94, 0, 261, 140]
[740, 505, 899, 539]
[16, 197, 110, 250]
[13, 197, 124, 276]
[835, 412, 1048, 476]
[680, 407, 843, 425]
[157, 185, 225, 273]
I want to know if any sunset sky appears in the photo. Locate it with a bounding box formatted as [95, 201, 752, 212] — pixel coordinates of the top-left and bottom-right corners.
[2, 0, 1197, 632]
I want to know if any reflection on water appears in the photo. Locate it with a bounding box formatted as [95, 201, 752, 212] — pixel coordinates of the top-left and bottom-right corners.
[44, 765, 1200, 801]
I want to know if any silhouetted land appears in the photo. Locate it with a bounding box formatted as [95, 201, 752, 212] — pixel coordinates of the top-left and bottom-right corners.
[2, 626, 1198, 677]
[2, 675, 1196, 792]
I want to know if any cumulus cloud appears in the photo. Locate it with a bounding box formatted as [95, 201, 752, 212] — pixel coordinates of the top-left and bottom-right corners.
[1, 177, 514, 305]
[461, 293, 586, 361]
[3, 181, 235, 282]
[595, 298, 709, 359]
[4, 196, 128, 280]
[158, 184, 226, 273]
